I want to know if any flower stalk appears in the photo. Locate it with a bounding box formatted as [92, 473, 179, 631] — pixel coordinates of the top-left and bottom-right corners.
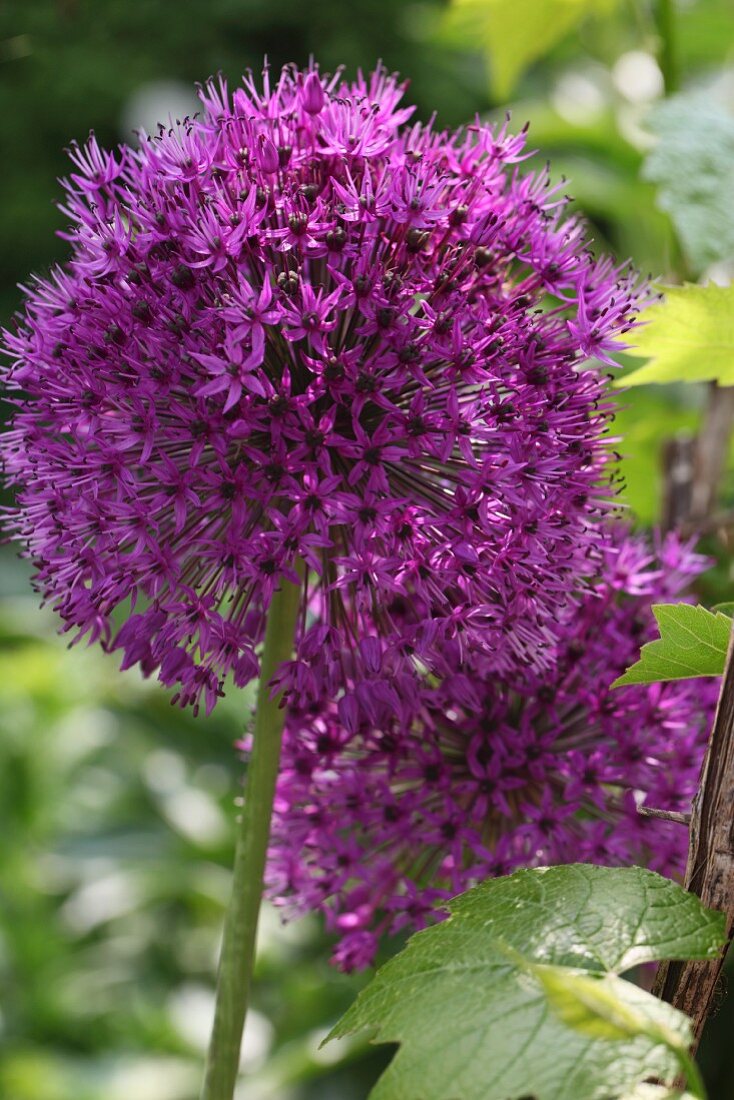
[655, 0, 679, 95]
[201, 571, 302, 1100]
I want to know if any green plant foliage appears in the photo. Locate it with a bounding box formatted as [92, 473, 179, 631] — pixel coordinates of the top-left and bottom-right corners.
[328, 865, 725, 1100]
[619, 283, 734, 388]
[443, 0, 620, 99]
[613, 604, 731, 687]
[0, 593, 378, 1100]
[643, 93, 734, 274]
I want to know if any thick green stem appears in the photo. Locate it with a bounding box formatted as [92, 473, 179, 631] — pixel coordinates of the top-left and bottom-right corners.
[655, 0, 679, 95]
[200, 573, 302, 1100]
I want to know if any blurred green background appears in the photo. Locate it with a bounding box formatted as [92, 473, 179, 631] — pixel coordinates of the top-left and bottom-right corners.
[1, 2, 733, 1097]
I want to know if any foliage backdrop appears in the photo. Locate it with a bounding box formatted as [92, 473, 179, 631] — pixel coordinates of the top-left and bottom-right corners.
[1, 1, 733, 1096]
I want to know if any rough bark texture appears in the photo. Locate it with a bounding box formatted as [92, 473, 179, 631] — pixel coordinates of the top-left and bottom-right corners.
[661, 433, 696, 533]
[690, 385, 734, 522]
[653, 627, 734, 1047]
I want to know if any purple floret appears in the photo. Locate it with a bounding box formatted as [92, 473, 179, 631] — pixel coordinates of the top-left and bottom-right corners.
[266, 532, 718, 969]
[2, 63, 645, 717]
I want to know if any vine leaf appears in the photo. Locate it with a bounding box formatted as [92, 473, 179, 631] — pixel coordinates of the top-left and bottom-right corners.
[327, 865, 725, 1100]
[618, 283, 734, 388]
[612, 604, 731, 687]
[443, 0, 620, 99]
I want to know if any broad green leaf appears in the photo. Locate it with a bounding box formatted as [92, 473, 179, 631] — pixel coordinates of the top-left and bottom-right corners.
[612, 604, 731, 687]
[328, 865, 725, 1100]
[643, 93, 734, 273]
[443, 0, 620, 99]
[712, 601, 734, 617]
[619, 283, 734, 388]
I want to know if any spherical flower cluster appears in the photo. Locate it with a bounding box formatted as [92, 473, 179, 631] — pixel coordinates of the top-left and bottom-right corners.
[2, 63, 644, 716]
[266, 532, 718, 971]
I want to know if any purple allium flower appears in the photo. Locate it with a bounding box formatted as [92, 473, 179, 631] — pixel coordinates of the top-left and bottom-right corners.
[266, 532, 718, 970]
[2, 63, 644, 716]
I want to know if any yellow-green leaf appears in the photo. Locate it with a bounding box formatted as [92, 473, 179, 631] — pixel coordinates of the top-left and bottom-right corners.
[619, 283, 734, 388]
[444, 0, 620, 99]
[613, 604, 731, 687]
[531, 966, 681, 1045]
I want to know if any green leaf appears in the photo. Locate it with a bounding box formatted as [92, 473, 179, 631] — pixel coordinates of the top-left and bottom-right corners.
[642, 93, 734, 273]
[328, 865, 725, 1100]
[530, 965, 683, 1047]
[619, 283, 734, 388]
[712, 601, 734, 617]
[612, 604, 731, 687]
[443, 0, 620, 99]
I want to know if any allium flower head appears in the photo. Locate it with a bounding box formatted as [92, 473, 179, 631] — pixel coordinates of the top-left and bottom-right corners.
[2, 63, 644, 716]
[267, 532, 717, 971]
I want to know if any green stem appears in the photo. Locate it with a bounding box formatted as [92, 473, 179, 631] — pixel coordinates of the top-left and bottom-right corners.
[655, 0, 679, 95]
[200, 572, 302, 1100]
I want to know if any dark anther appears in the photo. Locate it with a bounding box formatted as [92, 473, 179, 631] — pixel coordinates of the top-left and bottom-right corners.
[356, 372, 378, 394]
[288, 212, 308, 235]
[323, 358, 344, 383]
[268, 394, 288, 416]
[277, 271, 299, 296]
[526, 366, 548, 386]
[363, 446, 382, 465]
[325, 226, 346, 251]
[406, 228, 429, 252]
[299, 183, 319, 203]
[383, 271, 403, 295]
[171, 264, 195, 290]
[449, 204, 468, 226]
[474, 246, 493, 268]
[305, 429, 325, 450]
[132, 300, 152, 323]
[398, 343, 419, 363]
[104, 323, 125, 346]
[376, 306, 394, 328]
[353, 274, 370, 296]
[263, 462, 284, 483]
[278, 145, 292, 167]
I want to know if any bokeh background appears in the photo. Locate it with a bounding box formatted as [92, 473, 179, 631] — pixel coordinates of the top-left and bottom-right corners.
[1, 2, 733, 1097]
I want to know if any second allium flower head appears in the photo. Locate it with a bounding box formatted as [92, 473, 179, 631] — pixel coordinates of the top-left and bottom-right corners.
[2, 63, 644, 717]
